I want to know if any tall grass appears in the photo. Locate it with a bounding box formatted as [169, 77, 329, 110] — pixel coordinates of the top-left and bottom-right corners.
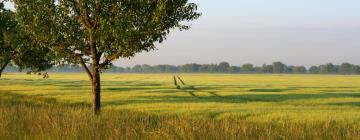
[1, 92, 359, 140]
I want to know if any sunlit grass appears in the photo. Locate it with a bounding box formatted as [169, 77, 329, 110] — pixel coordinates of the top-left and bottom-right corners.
[1, 92, 359, 140]
[1, 73, 360, 122]
[1, 73, 360, 139]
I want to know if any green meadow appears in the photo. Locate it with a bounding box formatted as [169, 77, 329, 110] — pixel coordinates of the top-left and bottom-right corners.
[1, 73, 360, 139]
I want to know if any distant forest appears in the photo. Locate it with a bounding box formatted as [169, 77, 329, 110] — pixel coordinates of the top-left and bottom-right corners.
[4, 62, 360, 75]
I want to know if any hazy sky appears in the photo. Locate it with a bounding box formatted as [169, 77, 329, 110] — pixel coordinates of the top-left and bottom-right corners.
[5, 0, 360, 67]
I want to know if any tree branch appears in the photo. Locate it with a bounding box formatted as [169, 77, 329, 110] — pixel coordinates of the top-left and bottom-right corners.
[99, 49, 124, 68]
[0, 58, 11, 73]
[93, 0, 102, 29]
[82, 1, 94, 30]
[78, 55, 93, 80]
[70, 0, 93, 30]
[69, 0, 81, 18]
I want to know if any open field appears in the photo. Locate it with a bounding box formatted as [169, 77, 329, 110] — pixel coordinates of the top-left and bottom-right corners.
[1, 73, 360, 139]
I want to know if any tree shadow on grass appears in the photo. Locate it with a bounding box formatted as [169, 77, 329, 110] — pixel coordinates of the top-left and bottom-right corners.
[248, 88, 294, 92]
[104, 92, 360, 106]
[327, 102, 360, 107]
[30, 80, 166, 92]
[105, 87, 156, 92]
[0, 91, 91, 108]
[208, 91, 221, 97]
[177, 84, 295, 98]
[1, 78, 164, 89]
[288, 86, 357, 89]
[3, 89, 360, 109]
[186, 91, 198, 97]
[146, 90, 181, 94]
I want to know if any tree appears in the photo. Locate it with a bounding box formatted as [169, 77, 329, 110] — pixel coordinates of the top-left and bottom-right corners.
[261, 64, 273, 73]
[285, 66, 294, 73]
[0, 2, 14, 77]
[208, 64, 219, 73]
[319, 63, 336, 74]
[350, 66, 360, 74]
[199, 64, 210, 72]
[254, 66, 263, 73]
[309, 66, 319, 74]
[272, 62, 286, 73]
[339, 63, 353, 75]
[132, 65, 143, 73]
[241, 64, 254, 73]
[292, 66, 307, 74]
[0, 2, 52, 78]
[229, 66, 240, 73]
[180, 63, 201, 73]
[218, 62, 230, 73]
[13, 0, 200, 114]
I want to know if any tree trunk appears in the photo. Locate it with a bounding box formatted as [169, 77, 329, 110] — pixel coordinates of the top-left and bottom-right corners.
[87, 27, 101, 115]
[92, 65, 101, 114]
[0, 59, 11, 79]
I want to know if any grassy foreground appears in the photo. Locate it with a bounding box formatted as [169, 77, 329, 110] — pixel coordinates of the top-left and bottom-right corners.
[1, 73, 360, 139]
[1, 92, 359, 140]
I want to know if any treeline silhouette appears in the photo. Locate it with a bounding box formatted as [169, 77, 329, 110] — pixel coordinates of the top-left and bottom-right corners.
[4, 62, 360, 75]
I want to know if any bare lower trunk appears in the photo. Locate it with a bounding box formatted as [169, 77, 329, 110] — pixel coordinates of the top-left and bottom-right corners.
[79, 56, 101, 115]
[92, 66, 101, 114]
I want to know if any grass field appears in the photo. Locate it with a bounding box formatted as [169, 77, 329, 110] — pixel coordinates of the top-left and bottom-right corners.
[1, 73, 360, 139]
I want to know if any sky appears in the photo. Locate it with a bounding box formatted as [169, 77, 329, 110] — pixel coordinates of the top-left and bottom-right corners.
[4, 0, 360, 67]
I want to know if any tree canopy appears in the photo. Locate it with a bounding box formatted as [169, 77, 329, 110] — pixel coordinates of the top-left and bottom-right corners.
[13, 0, 200, 114]
[13, 0, 200, 69]
[0, 2, 52, 78]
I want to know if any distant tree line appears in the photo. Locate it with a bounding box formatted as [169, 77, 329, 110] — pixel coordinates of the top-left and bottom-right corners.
[4, 62, 360, 75]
